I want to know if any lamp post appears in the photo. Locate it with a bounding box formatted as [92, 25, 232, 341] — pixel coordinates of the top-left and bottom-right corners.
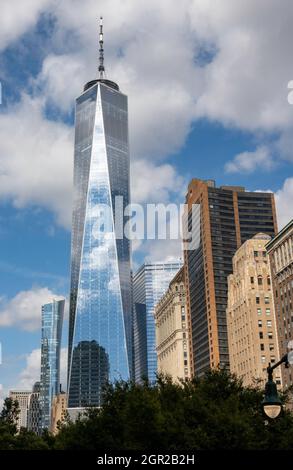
[262, 354, 289, 419]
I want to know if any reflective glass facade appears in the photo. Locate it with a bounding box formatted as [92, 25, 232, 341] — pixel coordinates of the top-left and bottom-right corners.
[68, 81, 132, 408]
[133, 262, 182, 382]
[40, 300, 64, 430]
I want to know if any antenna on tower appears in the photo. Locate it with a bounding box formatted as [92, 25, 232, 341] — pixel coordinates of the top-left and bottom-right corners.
[98, 16, 105, 79]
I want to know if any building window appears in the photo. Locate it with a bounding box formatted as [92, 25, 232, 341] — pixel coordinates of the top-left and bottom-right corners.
[261, 356, 266, 363]
[264, 297, 270, 304]
[254, 251, 259, 257]
[267, 320, 272, 327]
[269, 344, 274, 351]
[250, 277, 254, 284]
[256, 296, 260, 304]
[259, 332, 263, 339]
[260, 344, 265, 351]
[268, 332, 273, 339]
[258, 276, 263, 286]
[258, 320, 262, 327]
[257, 308, 262, 316]
[266, 308, 271, 316]
[267, 277, 271, 286]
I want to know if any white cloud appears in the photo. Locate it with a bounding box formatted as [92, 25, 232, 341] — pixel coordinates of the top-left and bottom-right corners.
[131, 160, 186, 204]
[36, 0, 200, 160]
[0, 95, 73, 228]
[225, 146, 275, 174]
[0, 1, 292, 222]
[191, 0, 293, 132]
[40, 0, 293, 146]
[0, 287, 64, 331]
[17, 349, 41, 390]
[0, 0, 54, 51]
[17, 347, 67, 391]
[140, 239, 184, 265]
[275, 177, 293, 229]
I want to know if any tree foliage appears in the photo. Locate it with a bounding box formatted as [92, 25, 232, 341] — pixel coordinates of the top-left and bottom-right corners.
[1, 370, 293, 450]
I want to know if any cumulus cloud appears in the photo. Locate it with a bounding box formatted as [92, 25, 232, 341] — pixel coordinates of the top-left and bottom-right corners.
[17, 347, 68, 390]
[225, 146, 275, 174]
[275, 178, 293, 229]
[0, 0, 292, 223]
[131, 160, 186, 204]
[0, 0, 54, 51]
[0, 287, 65, 331]
[40, 0, 293, 145]
[0, 95, 73, 228]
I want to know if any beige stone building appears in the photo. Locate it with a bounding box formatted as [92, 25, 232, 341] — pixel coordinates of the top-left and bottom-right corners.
[154, 267, 191, 381]
[9, 390, 31, 432]
[50, 392, 67, 435]
[266, 219, 293, 389]
[227, 233, 282, 388]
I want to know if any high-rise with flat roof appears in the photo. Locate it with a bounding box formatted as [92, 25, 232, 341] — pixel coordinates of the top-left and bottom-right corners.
[40, 299, 64, 430]
[9, 390, 31, 432]
[184, 179, 277, 377]
[133, 261, 182, 382]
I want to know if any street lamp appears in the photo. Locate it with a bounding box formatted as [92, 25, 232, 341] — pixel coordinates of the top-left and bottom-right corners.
[262, 354, 288, 419]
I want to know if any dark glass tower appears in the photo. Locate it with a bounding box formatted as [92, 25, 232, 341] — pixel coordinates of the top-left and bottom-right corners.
[68, 19, 132, 408]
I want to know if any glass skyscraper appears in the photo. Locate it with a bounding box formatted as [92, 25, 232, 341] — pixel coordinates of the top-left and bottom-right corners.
[39, 299, 64, 430]
[133, 261, 182, 382]
[68, 23, 132, 408]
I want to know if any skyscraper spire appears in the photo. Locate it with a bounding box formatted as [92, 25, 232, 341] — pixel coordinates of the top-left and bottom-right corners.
[84, 16, 119, 92]
[98, 16, 105, 78]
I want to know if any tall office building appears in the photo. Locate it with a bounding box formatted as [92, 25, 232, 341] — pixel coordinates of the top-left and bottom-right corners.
[155, 267, 191, 381]
[40, 299, 64, 430]
[68, 19, 132, 408]
[133, 261, 182, 382]
[27, 382, 41, 435]
[226, 234, 281, 388]
[9, 390, 31, 431]
[266, 219, 293, 389]
[184, 179, 277, 377]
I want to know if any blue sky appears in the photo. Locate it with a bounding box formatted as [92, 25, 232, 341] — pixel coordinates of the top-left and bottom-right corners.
[0, 0, 292, 399]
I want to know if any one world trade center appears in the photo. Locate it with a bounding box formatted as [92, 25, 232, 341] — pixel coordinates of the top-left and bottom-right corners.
[68, 18, 132, 408]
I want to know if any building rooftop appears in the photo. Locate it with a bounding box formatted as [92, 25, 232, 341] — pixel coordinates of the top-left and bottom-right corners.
[266, 219, 293, 250]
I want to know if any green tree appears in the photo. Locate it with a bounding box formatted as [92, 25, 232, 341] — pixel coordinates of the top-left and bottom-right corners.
[0, 397, 20, 430]
[54, 369, 293, 450]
